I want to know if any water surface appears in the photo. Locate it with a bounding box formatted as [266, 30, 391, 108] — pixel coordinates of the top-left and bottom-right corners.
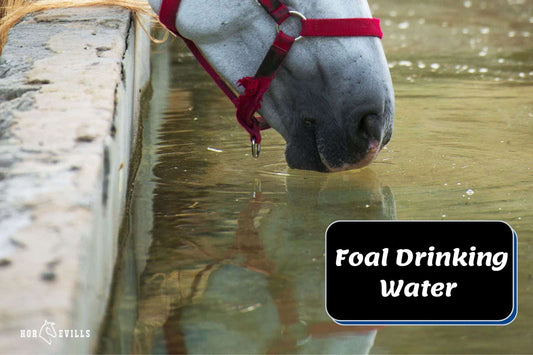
[99, 0, 532, 353]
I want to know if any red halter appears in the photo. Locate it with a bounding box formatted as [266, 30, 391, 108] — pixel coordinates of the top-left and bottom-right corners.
[158, 0, 383, 157]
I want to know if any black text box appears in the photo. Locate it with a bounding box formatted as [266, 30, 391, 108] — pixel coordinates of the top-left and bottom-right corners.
[325, 221, 517, 325]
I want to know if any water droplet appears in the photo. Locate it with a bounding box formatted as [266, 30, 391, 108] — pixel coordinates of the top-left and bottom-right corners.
[430, 63, 440, 70]
[418, 61, 426, 69]
[399, 60, 413, 67]
[479, 68, 488, 73]
[398, 21, 410, 29]
[464, 0, 472, 7]
[389, 10, 398, 17]
[442, 214, 447, 218]
[418, 18, 426, 25]
[508, 31, 516, 37]
[498, 58, 505, 63]
[466, 189, 475, 196]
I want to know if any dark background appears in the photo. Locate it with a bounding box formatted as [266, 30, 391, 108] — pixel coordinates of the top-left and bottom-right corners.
[326, 221, 515, 323]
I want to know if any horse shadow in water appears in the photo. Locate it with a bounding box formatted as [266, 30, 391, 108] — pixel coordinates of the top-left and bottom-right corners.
[126, 169, 395, 354]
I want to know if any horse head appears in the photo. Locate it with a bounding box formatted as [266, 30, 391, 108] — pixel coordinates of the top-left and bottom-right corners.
[150, 0, 394, 172]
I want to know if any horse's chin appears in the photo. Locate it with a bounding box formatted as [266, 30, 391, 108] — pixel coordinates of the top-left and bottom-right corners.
[319, 139, 382, 172]
[285, 136, 383, 173]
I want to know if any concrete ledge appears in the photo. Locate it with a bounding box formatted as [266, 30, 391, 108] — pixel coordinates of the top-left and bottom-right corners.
[0, 7, 150, 354]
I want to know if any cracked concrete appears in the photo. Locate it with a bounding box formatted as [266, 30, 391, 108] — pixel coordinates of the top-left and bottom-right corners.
[0, 6, 150, 354]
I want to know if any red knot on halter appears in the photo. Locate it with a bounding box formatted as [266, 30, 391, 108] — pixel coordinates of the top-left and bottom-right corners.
[158, 0, 383, 158]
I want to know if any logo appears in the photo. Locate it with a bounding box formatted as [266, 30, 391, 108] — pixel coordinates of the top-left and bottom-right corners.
[39, 320, 57, 345]
[20, 320, 91, 345]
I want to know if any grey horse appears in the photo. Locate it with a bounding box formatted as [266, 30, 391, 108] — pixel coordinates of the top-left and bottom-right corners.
[148, 0, 394, 172]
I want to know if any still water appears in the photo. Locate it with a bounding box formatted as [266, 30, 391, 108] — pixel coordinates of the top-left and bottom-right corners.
[99, 0, 532, 353]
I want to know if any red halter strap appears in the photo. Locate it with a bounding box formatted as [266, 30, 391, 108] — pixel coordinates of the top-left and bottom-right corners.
[158, 0, 383, 156]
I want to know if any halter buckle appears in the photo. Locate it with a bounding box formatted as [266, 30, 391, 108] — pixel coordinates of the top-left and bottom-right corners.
[276, 11, 307, 42]
[251, 138, 261, 158]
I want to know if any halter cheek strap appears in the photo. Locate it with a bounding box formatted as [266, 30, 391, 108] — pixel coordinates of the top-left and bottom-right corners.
[158, 0, 383, 157]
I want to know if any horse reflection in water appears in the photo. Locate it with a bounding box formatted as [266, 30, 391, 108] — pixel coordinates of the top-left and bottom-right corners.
[128, 170, 395, 354]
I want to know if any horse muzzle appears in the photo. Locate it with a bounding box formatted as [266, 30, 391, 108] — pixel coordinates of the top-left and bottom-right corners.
[285, 113, 390, 172]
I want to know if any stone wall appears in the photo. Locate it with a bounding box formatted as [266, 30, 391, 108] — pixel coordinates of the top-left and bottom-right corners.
[0, 6, 150, 353]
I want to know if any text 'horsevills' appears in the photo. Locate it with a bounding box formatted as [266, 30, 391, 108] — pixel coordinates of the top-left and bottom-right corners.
[335, 246, 509, 298]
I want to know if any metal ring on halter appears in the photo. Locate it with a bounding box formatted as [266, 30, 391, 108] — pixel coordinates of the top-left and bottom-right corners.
[276, 11, 307, 42]
[251, 138, 261, 158]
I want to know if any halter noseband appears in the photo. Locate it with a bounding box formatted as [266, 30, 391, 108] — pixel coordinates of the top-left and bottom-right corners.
[158, 0, 383, 157]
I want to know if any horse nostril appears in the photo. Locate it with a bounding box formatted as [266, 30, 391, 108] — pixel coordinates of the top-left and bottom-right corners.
[359, 114, 383, 143]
